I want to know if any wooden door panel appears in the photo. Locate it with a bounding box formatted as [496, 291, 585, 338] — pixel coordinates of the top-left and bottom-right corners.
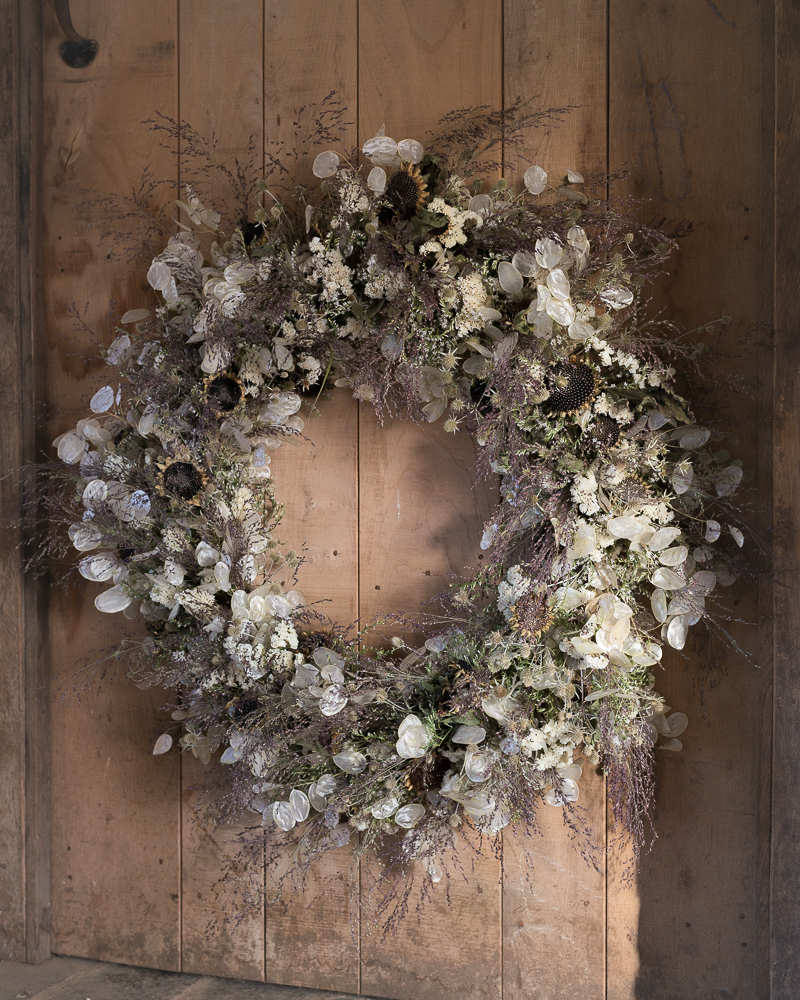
[38, 1, 775, 996]
[43, 0, 182, 970]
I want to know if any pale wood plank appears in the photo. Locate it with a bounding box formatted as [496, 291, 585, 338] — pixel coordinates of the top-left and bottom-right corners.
[502, 5, 608, 997]
[261, 3, 360, 991]
[44, 0, 182, 969]
[357, 4, 502, 996]
[177, 0, 266, 981]
[358, 833, 502, 1000]
[607, 3, 772, 997]
[0, 0, 35, 963]
[504, 0, 608, 182]
[772, 2, 799, 996]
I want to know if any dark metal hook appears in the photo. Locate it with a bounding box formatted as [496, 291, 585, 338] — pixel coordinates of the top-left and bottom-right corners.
[55, 0, 98, 68]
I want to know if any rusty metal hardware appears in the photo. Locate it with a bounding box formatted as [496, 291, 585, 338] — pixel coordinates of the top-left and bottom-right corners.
[56, 0, 98, 68]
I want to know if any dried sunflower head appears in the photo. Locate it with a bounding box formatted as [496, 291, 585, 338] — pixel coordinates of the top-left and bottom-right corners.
[379, 162, 428, 223]
[205, 371, 244, 414]
[543, 360, 597, 414]
[610, 475, 651, 507]
[589, 414, 620, 450]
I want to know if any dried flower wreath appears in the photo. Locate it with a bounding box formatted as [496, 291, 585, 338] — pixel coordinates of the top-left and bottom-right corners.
[45, 101, 750, 926]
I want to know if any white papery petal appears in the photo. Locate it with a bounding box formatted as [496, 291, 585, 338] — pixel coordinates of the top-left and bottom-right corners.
[78, 553, 118, 582]
[524, 165, 548, 195]
[195, 541, 219, 567]
[547, 268, 570, 300]
[647, 527, 681, 551]
[535, 237, 562, 270]
[120, 309, 150, 324]
[600, 284, 634, 309]
[312, 151, 339, 178]
[273, 801, 296, 832]
[651, 588, 668, 623]
[716, 466, 743, 496]
[289, 789, 310, 822]
[333, 750, 367, 774]
[498, 262, 523, 294]
[651, 567, 686, 590]
[367, 166, 387, 193]
[90, 386, 115, 413]
[394, 804, 425, 828]
[452, 725, 486, 745]
[152, 734, 173, 755]
[397, 139, 424, 163]
[566, 169, 584, 183]
[705, 520, 721, 542]
[95, 586, 132, 613]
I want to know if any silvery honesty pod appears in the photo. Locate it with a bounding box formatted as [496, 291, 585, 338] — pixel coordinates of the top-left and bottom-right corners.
[333, 750, 367, 774]
[370, 796, 399, 820]
[316, 774, 338, 796]
[319, 684, 348, 717]
[78, 552, 119, 583]
[57, 432, 87, 465]
[544, 778, 579, 806]
[396, 139, 424, 163]
[289, 789, 310, 823]
[69, 523, 102, 552]
[308, 782, 327, 812]
[659, 545, 689, 567]
[497, 261, 524, 294]
[312, 151, 339, 178]
[465, 749, 495, 783]
[511, 250, 538, 277]
[152, 734, 172, 755]
[94, 585, 132, 614]
[367, 166, 387, 194]
[651, 567, 686, 591]
[600, 284, 634, 309]
[394, 804, 425, 829]
[452, 724, 486, 745]
[273, 801, 297, 832]
[524, 164, 547, 195]
[90, 386, 115, 414]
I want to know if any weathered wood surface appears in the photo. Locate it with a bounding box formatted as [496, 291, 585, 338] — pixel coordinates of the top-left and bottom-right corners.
[16, 0, 786, 996]
[772, 2, 800, 998]
[607, 3, 772, 997]
[42, 1, 182, 970]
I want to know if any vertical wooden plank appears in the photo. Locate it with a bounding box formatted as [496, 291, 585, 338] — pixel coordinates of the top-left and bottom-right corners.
[44, 0, 182, 970]
[607, 4, 771, 998]
[772, 2, 800, 997]
[261, 3, 360, 993]
[358, 4, 502, 998]
[0, 0, 47, 964]
[177, 0, 266, 981]
[502, 4, 608, 998]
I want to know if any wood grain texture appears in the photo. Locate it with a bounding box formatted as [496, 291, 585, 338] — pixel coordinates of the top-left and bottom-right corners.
[261, 4, 360, 990]
[502, 6, 608, 997]
[180, 755, 265, 982]
[44, 0, 182, 970]
[177, 0, 266, 981]
[607, 3, 771, 997]
[504, 0, 608, 185]
[0, 0, 29, 962]
[359, 828, 502, 1000]
[772, 2, 799, 996]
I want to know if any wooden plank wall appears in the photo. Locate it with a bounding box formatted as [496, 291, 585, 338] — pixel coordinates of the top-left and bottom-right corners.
[24, 0, 784, 996]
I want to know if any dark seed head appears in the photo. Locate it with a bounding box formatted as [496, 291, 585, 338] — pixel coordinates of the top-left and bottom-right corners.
[543, 361, 597, 414]
[162, 461, 204, 500]
[228, 697, 261, 722]
[589, 415, 621, 450]
[385, 170, 422, 220]
[207, 374, 242, 412]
